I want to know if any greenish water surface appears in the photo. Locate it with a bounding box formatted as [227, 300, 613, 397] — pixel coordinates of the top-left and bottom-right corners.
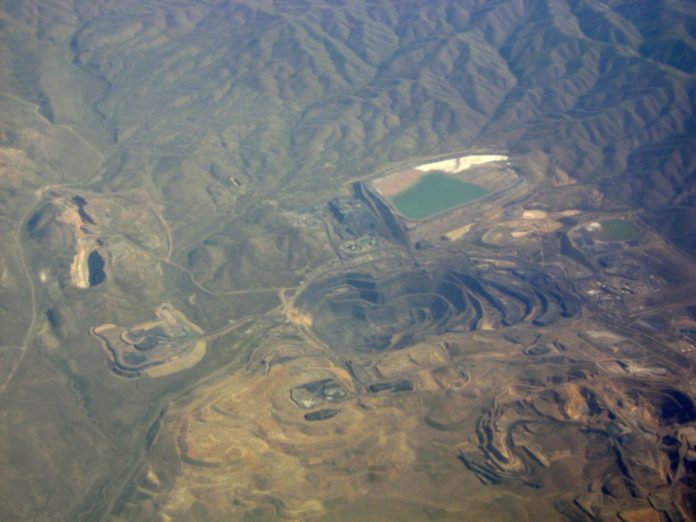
[598, 219, 641, 241]
[389, 172, 489, 220]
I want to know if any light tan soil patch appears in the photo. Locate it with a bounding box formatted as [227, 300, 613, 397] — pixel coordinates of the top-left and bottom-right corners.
[162, 355, 419, 519]
[372, 169, 422, 196]
[414, 154, 507, 173]
[443, 223, 473, 241]
[371, 155, 515, 217]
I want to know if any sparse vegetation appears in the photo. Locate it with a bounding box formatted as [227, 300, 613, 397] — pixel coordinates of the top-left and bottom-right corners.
[1, 1, 696, 521]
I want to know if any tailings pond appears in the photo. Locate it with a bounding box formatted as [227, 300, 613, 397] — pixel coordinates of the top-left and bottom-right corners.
[598, 220, 641, 241]
[389, 173, 489, 220]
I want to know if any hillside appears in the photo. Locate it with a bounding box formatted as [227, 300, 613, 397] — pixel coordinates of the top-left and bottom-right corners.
[1, 1, 695, 520]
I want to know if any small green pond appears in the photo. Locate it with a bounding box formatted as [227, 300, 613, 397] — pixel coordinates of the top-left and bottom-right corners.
[389, 172, 490, 220]
[598, 219, 641, 241]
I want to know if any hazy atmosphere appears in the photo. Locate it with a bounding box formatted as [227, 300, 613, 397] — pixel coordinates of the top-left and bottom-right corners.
[1, 0, 695, 520]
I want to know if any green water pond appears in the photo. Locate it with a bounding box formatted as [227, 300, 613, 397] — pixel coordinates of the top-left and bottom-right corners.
[598, 219, 641, 241]
[389, 173, 489, 220]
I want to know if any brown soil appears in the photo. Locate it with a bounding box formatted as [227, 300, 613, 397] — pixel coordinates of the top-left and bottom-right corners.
[372, 169, 423, 196]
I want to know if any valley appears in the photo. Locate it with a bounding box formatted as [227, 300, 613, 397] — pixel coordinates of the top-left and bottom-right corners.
[103, 151, 696, 521]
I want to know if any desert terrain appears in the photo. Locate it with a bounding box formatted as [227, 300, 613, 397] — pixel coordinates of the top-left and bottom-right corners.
[0, 1, 695, 521]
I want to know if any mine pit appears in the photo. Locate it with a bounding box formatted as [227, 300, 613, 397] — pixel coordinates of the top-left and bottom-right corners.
[92, 303, 206, 378]
[371, 156, 516, 222]
[71, 195, 96, 225]
[295, 263, 577, 354]
[48, 194, 107, 289]
[290, 378, 349, 409]
[71, 245, 106, 288]
[87, 250, 105, 286]
[657, 388, 696, 425]
[304, 409, 339, 421]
